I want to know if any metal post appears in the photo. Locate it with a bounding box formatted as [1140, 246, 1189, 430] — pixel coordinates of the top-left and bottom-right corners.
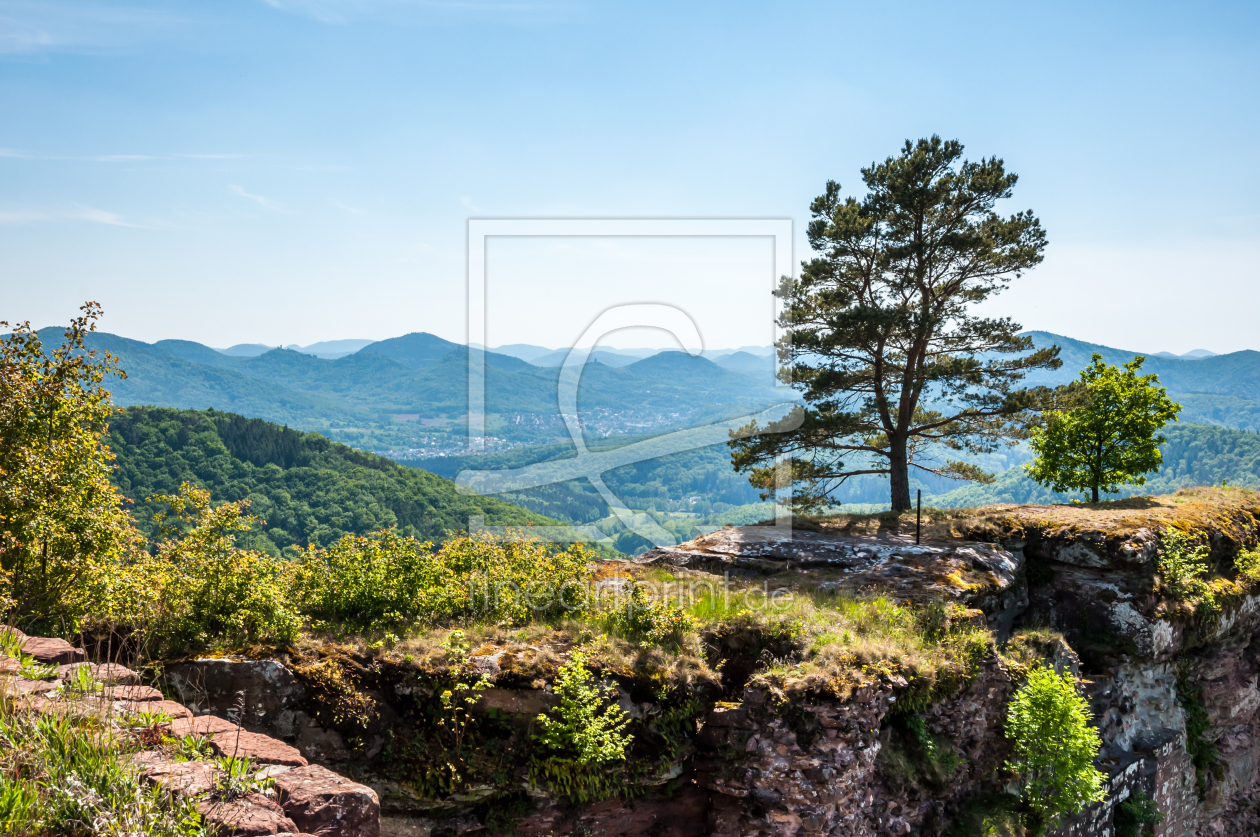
[916, 489, 922, 545]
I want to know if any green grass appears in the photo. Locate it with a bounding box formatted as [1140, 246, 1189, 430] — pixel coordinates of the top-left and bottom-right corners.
[0, 695, 205, 836]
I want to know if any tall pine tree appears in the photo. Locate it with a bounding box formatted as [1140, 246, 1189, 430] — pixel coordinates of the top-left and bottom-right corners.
[731, 137, 1061, 512]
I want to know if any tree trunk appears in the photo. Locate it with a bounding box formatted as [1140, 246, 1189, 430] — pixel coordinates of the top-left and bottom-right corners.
[1092, 485, 1100, 504]
[889, 439, 912, 511]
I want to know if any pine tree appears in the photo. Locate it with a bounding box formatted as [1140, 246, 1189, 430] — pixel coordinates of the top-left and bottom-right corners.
[731, 137, 1060, 512]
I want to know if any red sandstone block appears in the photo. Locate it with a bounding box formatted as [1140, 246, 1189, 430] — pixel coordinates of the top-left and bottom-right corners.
[275, 764, 380, 837]
[22, 636, 85, 665]
[211, 729, 309, 767]
[169, 714, 241, 738]
[196, 794, 299, 836]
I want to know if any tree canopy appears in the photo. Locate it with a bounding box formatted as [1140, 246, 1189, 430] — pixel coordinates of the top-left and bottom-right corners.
[730, 136, 1060, 512]
[1026, 354, 1181, 503]
[0, 303, 134, 625]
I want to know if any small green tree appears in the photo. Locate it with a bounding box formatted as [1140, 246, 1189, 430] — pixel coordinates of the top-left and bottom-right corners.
[535, 651, 632, 767]
[1026, 354, 1180, 503]
[0, 303, 135, 627]
[1006, 665, 1106, 827]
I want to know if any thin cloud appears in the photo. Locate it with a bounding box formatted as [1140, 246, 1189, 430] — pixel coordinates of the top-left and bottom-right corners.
[68, 205, 152, 228]
[0, 205, 151, 227]
[461, 196, 481, 211]
[332, 200, 364, 215]
[229, 184, 289, 213]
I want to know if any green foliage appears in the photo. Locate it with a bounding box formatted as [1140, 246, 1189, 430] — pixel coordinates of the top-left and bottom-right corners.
[1235, 544, 1260, 582]
[1114, 790, 1162, 837]
[1157, 529, 1213, 604]
[0, 701, 204, 836]
[603, 582, 698, 646]
[294, 530, 594, 632]
[0, 303, 136, 629]
[1175, 663, 1219, 798]
[1027, 354, 1182, 503]
[730, 135, 1058, 512]
[945, 794, 1026, 837]
[433, 631, 492, 786]
[214, 754, 274, 800]
[534, 651, 632, 767]
[1005, 665, 1106, 826]
[107, 407, 554, 555]
[84, 483, 299, 654]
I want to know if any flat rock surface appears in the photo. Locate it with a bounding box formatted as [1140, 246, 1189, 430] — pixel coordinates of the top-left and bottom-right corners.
[197, 794, 299, 836]
[22, 636, 85, 665]
[638, 526, 1021, 606]
[103, 684, 164, 702]
[58, 662, 141, 685]
[169, 713, 242, 738]
[277, 764, 381, 837]
[211, 729, 309, 767]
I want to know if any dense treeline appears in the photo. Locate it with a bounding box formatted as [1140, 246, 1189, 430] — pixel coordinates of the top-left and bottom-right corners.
[107, 407, 553, 554]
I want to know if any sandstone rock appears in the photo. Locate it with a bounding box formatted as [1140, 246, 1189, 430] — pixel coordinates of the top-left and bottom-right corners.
[124, 699, 194, 724]
[475, 687, 556, 718]
[296, 722, 351, 763]
[196, 794, 300, 836]
[104, 684, 164, 702]
[211, 729, 309, 767]
[2, 676, 58, 696]
[58, 662, 141, 685]
[276, 764, 381, 837]
[134, 752, 218, 796]
[169, 713, 241, 738]
[0, 657, 19, 675]
[22, 636, 84, 665]
[167, 658, 307, 730]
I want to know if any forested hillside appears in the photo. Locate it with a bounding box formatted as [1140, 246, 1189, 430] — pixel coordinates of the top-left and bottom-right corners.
[106, 407, 554, 555]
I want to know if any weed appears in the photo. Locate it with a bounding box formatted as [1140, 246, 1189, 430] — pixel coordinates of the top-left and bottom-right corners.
[1114, 789, 1162, 837]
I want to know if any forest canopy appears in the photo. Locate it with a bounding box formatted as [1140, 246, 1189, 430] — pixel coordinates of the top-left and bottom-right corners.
[107, 406, 554, 555]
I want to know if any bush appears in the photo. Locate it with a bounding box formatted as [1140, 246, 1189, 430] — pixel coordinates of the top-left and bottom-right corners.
[1114, 789, 1162, 837]
[1235, 545, 1260, 583]
[534, 651, 632, 767]
[0, 304, 135, 629]
[88, 483, 300, 654]
[1005, 664, 1106, 827]
[1157, 529, 1211, 595]
[603, 581, 698, 646]
[294, 529, 594, 631]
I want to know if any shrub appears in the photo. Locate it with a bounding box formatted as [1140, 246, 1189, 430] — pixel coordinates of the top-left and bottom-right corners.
[1157, 529, 1211, 598]
[603, 582, 698, 646]
[534, 651, 632, 767]
[1235, 545, 1260, 583]
[1005, 664, 1106, 827]
[0, 304, 135, 629]
[1114, 789, 1162, 837]
[87, 483, 300, 654]
[294, 529, 594, 631]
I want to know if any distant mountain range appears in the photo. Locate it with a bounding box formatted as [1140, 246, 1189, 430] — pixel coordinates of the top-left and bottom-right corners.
[62, 329, 786, 441]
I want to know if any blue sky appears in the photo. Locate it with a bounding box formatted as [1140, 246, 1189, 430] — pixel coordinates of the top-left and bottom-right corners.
[2, 0, 1257, 352]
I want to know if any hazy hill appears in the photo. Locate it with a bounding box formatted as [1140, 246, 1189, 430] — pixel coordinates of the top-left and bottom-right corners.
[358, 332, 463, 368]
[1023, 331, 1260, 398]
[107, 407, 554, 554]
[714, 350, 776, 381]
